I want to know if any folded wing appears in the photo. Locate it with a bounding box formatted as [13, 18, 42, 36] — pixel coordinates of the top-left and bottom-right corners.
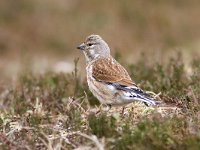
[92, 56, 157, 106]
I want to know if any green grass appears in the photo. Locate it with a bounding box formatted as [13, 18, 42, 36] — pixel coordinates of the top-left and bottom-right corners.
[0, 55, 200, 149]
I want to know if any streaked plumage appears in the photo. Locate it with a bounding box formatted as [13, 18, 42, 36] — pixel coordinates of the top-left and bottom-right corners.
[92, 57, 133, 86]
[77, 34, 157, 106]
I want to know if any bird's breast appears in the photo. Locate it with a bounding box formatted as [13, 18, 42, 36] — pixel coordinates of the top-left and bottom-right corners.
[86, 64, 115, 104]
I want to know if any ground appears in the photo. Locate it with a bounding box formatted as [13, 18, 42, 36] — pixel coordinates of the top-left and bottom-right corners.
[0, 55, 200, 150]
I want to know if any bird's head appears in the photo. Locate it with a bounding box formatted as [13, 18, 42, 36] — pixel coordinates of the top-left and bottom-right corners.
[77, 34, 110, 62]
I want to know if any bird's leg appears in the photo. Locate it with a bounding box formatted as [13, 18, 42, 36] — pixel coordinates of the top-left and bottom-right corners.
[121, 106, 125, 116]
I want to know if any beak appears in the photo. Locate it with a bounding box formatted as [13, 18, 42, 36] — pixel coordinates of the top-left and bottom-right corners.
[77, 43, 86, 50]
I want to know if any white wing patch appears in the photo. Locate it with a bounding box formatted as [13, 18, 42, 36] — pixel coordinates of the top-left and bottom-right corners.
[107, 83, 157, 105]
[121, 90, 156, 105]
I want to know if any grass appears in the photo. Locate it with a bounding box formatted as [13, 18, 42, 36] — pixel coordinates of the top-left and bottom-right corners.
[0, 54, 200, 149]
[0, 0, 199, 149]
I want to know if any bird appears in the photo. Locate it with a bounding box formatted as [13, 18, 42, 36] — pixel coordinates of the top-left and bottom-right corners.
[77, 34, 158, 107]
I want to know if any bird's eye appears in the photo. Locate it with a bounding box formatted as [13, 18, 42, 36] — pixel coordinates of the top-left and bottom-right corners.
[88, 43, 93, 46]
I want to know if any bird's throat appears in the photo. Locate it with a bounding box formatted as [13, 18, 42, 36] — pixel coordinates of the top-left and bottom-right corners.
[84, 51, 99, 63]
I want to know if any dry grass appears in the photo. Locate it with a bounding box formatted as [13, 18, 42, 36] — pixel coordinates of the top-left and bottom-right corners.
[0, 55, 200, 149]
[0, 0, 200, 149]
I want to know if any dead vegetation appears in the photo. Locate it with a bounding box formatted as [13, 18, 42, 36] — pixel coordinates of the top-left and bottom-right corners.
[0, 55, 200, 150]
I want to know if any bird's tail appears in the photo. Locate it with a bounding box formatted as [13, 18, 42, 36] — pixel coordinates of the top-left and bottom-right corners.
[128, 87, 160, 106]
[132, 93, 157, 106]
[120, 86, 159, 106]
[106, 82, 159, 106]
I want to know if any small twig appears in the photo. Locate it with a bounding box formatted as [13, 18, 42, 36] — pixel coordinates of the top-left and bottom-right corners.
[0, 133, 31, 150]
[189, 87, 198, 105]
[84, 91, 91, 110]
[146, 91, 162, 100]
[77, 132, 104, 150]
[39, 131, 53, 150]
[0, 133, 16, 149]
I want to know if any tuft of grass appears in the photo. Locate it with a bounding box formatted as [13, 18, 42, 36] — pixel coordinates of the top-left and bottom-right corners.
[88, 113, 118, 138]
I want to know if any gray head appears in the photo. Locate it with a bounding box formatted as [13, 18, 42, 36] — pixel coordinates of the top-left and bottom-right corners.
[77, 35, 110, 62]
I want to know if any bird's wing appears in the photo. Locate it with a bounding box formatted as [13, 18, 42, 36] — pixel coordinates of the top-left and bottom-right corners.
[92, 56, 136, 87]
[92, 56, 157, 106]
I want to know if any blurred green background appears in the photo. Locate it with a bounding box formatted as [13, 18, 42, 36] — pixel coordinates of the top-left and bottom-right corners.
[0, 0, 200, 80]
